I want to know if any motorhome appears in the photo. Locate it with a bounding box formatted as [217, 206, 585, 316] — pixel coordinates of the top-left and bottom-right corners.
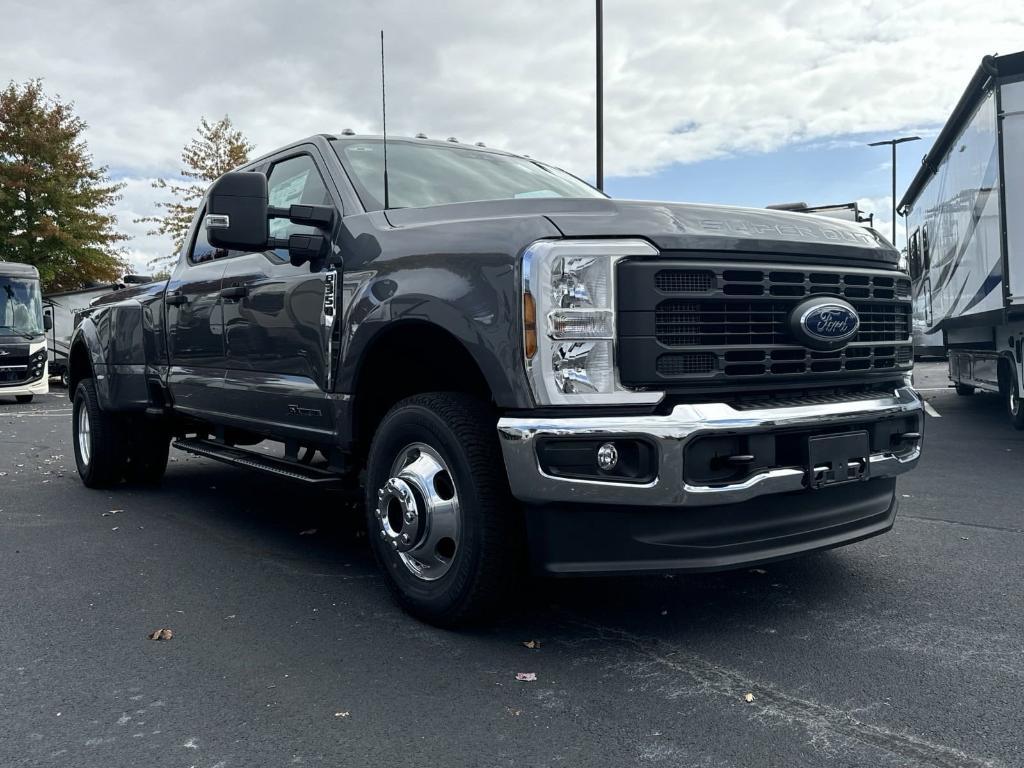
[0, 262, 49, 403]
[901, 51, 1024, 426]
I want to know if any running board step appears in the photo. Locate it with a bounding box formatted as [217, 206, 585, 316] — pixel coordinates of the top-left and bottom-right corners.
[172, 438, 342, 484]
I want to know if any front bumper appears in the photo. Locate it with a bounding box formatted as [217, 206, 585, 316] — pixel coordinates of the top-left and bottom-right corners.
[497, 386, 922, 508]
[0, 367, 49, 399]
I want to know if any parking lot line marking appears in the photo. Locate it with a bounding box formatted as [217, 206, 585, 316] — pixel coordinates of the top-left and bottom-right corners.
[914, 387, 952, 391]
[8, 409, 72, 416]
[923, 401, 942, 418]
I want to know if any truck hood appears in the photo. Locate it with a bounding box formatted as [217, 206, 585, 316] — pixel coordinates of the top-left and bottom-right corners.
[385, 198, 898, 266]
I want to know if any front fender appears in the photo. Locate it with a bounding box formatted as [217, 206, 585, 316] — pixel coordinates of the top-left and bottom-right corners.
[337, 270, 532, 410]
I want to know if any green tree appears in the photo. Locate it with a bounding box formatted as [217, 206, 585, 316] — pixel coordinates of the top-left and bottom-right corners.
[0, 80, 127, 291]
[139, 116, 253, 268]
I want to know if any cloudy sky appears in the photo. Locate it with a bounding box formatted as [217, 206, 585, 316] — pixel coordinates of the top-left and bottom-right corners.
[4, 0, 1024, 271]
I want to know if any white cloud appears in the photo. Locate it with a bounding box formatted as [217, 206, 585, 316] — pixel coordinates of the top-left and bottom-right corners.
[3, 0, 1022, 266]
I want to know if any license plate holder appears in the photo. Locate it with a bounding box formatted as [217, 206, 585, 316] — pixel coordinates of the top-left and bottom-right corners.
[807, 431, 870, 489]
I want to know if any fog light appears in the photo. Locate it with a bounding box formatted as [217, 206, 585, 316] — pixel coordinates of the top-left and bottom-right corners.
[596, 442, 619, 470]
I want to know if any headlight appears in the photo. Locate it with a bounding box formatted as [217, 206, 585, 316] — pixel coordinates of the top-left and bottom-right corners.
[522, 239, 664, 406]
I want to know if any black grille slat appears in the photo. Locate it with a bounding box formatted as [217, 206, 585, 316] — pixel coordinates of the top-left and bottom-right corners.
[657, 352, 716, 376]
[654, 299, 909, 347]
[655, 270, 713, 293]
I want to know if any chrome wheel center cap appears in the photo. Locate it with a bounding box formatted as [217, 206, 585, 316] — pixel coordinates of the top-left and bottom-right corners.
[376, 476, 421, 553]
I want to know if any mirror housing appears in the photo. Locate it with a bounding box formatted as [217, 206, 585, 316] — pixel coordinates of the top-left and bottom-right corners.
[43, 312, 53, 331]
[206, 172, 269, 251]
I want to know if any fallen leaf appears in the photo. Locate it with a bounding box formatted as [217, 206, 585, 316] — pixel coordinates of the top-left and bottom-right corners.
[744, 693, 755, 703]
[334, 711, 350, 718]
[111, 527, 119, 531]
[522, 640, 541, 650]
[148, 628, 174, 641]
[299, 528, 318, 536]
[515, 672, 537, 682]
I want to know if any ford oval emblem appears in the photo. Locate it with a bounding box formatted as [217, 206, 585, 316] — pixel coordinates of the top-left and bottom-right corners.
[790, 298, 860, 350]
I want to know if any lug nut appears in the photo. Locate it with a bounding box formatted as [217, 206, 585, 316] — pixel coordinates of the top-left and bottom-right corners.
[401, 533, 410, 543]
[391, 541, 398, 549]
[405, 511, 415, 523]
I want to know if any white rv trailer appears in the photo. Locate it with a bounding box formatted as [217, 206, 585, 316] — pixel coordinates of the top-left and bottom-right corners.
[900, 51, 1024, 427]
[42, 275, 152, 386]
[766, 201, 874, 226]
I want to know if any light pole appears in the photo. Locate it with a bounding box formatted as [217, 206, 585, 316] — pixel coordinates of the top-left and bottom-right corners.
[867, 136, 921, 245]
[596, 0, 604, 191]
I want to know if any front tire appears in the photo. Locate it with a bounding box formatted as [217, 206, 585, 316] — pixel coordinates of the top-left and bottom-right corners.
[73, 379, 127, 488]
[15, 394, 33, 404]
[365, 392, 523, 626]
[955, 383, 975, 396]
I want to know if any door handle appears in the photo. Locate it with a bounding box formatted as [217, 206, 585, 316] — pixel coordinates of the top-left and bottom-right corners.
[165, 291, 188, 306]
[219, 284, 248, 300]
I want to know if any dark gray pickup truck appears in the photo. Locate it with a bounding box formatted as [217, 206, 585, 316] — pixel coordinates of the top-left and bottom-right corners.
[69, 134, 923, 624]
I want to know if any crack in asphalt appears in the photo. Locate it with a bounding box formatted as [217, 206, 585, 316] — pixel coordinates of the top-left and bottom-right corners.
[571, 621, 1001, 768]
[901, 514, 1024, 535]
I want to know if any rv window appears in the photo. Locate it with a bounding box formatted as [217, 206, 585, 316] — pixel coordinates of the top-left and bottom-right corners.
[908, 229, 921, 279]
[921, 225, 931, 271]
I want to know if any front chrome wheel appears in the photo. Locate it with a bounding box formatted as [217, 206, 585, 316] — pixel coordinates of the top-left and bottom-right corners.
[374, 442, 460, 581]
[77, 406, 92, 466]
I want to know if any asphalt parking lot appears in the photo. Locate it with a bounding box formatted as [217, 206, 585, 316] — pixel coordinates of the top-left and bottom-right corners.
[1, 362, 1022, 768]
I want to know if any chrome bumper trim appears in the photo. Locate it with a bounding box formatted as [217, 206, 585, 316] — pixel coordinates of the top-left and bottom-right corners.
[497, 387, 923, 507]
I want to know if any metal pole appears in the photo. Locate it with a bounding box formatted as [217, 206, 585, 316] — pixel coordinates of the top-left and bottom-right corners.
[596, 0, 603, 191]
[891, 142, 897, 244]
[868, 136, 920, 248]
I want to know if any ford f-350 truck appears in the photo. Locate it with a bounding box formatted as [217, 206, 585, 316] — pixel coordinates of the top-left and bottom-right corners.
[68, 134, 923, 624]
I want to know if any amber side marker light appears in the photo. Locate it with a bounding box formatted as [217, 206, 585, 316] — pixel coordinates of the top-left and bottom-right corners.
[524, 292, 537, 359]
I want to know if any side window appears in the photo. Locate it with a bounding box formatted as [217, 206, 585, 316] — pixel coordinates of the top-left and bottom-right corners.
[267, 154, 333, 244]
[908, 229, 921, 280]
[921, 223, 931, 271]
[189, 205, 229, 264]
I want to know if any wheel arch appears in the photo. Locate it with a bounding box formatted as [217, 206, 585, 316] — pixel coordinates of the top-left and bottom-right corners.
[348, 320, 495, 464]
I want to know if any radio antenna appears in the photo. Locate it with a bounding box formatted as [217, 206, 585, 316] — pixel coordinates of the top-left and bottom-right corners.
[380, 29, 390, 210]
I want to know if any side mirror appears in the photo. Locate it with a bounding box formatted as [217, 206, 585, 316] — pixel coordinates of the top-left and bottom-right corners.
[206, 172, 269, 251]
[43, 313, 53, 331]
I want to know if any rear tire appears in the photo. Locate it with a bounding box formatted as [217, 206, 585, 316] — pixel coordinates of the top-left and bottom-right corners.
[72, 379, 127, 488]
[60, 369, 69, 388]
[15, 395, 33, 404]
[954, 383, 975, 396]
[1007, 379, 1024, 430]
[364, 392, 523, 626]
[123, 420, 171, 484]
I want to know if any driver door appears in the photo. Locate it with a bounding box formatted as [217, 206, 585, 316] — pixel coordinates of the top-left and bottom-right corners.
[219, 148, 341, 439]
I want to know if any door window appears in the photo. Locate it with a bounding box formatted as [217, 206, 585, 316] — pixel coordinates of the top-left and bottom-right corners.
[267, 154, 333, 244]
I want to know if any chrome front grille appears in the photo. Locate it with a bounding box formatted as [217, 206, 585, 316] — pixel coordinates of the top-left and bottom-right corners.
[617, 259, 913, 387]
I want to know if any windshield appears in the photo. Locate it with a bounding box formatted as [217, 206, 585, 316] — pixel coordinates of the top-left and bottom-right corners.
[0, 277, 44, 337]
[332, 138, 605, 210]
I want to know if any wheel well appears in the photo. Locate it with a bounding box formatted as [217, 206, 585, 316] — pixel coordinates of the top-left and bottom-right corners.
[351, 323, 492, 463]
[68, 341, 93, 399]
